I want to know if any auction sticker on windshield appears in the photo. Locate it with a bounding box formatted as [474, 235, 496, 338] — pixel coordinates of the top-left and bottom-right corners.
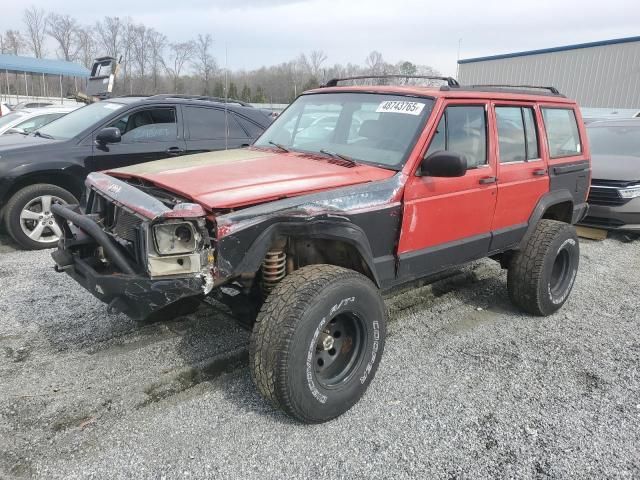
[376, 100, 425, 115]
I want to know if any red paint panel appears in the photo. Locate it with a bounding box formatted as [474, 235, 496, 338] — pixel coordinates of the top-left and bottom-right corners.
[111, 151, 395, 210]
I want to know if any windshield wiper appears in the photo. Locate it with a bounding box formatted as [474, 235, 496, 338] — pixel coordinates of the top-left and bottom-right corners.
[268, 141, 289, 152]
[319, 149, 358, 167]
[33, 131, 54, 140]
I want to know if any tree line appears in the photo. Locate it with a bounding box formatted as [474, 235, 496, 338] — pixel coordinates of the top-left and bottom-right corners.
[1, 8, 441, 104]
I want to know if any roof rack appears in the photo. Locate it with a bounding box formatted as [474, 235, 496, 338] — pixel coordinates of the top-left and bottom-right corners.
[469, 84, 562, 95]
[323, 75, 460, 88]
[146, 94, 252, 107]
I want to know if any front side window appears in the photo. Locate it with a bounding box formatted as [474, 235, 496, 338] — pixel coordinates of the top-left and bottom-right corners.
[255, 93, 434, 169]
[108, 107, 177, 143]
[542, 107, 582, 158]
[425, 105, 487, 168]
[495, 106, 539, 162]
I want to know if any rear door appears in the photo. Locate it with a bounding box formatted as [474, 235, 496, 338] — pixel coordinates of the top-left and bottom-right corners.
[398, 100, 498, 279]
[489, 102, 549, 250]
[183, 106, 253, 154]
[90, 105, 186, 171]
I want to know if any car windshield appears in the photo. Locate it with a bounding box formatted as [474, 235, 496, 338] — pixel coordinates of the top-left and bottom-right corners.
[588, 124, 640, 158]
[36, 101, 125, 140]
[0, 111, 26, 129]
[254, 92, 434, 169]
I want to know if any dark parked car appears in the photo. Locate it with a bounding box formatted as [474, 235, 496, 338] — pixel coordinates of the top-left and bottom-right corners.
[581, 119, 640, 231]
[0, 95, 272, 249]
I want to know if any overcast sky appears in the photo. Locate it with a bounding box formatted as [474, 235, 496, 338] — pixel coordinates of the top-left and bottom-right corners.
[2, 0, 639, 75]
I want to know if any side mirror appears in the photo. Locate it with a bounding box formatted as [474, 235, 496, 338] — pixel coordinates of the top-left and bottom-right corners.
[420, 151, 467, 177]
[96, 127, 121, 145]
[5, 127, 25, 135]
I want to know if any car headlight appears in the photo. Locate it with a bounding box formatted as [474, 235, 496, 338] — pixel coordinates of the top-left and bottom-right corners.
[153, 222, 198, 255]
[619, 185, 640, 199]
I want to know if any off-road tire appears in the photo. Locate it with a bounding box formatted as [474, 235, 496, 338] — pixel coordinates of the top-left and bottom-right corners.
[250, 264, 387, 423]
[508, 220, 579, 316]
[5, 184, 77, 250]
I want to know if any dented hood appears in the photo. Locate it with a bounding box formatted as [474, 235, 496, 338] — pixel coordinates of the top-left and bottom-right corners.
[107, 148, 395, 210]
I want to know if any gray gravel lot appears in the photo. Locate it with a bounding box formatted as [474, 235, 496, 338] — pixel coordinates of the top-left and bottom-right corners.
[0, 232, 639, 479]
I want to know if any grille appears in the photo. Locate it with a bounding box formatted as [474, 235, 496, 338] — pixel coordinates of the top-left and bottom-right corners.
[587, 180, 634, 206]
[111, 208, 142, 242]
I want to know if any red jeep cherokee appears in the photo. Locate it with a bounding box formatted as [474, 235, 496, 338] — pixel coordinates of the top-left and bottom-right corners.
[51, 77, 590, 423]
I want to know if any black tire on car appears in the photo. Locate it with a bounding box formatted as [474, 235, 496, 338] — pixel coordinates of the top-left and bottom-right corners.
[507, 219, 580, 316]
[250, 264, 387, 423]
[5, 184, 77, 250]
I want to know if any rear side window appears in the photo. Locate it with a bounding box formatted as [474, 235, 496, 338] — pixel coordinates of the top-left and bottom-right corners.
[495, 106, 539, 162]
[425, 105, 487, 168]
[185, 107, 247, 140]
[541, 108, 582, 158]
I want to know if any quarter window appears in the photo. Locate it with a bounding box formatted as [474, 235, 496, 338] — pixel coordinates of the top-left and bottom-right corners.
[425, 105, 487, 168]
[495, 106, 539, 162]
[541, 108, 582, 158]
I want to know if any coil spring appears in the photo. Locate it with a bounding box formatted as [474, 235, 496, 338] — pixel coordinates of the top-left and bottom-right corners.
[262, 249, 287, 295]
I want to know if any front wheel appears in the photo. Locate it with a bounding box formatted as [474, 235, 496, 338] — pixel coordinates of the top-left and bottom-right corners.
[508, 220, 580, 316]
[5, 184, 77, 250]
[250, 265, 387, 423]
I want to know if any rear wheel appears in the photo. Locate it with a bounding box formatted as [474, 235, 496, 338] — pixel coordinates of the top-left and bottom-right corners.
[5, 184, 77, 250]
[250, 264, 386, 423]
[508, 219, 580, 316]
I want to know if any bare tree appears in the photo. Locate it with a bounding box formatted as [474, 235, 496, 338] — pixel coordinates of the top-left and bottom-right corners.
[119, 19, 136, 93]
[23, 6, 47, 58]
[365, 51, 385, 73]
[47, 13, 80, 61]
[4, 30, 25, 55]
[163, 41, 195, 93]
[95, 17, 123, 59]
[193, 34, 216, 95]
[147, 29, 166, 93]
[77, 27, 97, 68]
[131, 24, 151, 92]
[308, 50, 327, 79]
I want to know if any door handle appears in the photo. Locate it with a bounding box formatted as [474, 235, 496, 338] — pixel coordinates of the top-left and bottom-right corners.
[533, 168, 547, 176]
[165, 147, 185, 156]
[479, 176, 497, 185]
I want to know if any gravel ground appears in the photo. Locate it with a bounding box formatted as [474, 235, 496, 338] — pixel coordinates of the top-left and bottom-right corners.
[0, 232, 639, 479]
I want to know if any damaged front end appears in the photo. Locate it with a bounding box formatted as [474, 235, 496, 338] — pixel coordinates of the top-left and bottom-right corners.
[51, 172, 216, 320]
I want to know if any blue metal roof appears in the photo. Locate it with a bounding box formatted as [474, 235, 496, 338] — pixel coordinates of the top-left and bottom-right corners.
[458, 35, 640, 65]
[0, 54, 90, 77]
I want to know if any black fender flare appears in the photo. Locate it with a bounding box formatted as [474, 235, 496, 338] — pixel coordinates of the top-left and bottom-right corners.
[217, 218, 382, 287]
[519, 190, 575, 248]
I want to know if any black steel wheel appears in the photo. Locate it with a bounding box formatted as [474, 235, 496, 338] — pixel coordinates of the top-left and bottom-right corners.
[250, 264, 387, 423]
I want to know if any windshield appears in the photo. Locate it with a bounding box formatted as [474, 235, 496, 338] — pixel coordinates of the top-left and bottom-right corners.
[0, 112, 27, 129]
[588, 124, 640, 158]
[37, 101, 125, 140]
[254, 92, 434, 169]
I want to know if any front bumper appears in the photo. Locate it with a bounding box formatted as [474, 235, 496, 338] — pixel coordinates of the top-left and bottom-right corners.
[51, 204, 205, 320]
[580, 198, 640, 231]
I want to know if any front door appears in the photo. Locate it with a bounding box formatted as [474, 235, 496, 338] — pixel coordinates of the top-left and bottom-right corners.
[398, 101, 498, 279]
[89, 105, 186, 171]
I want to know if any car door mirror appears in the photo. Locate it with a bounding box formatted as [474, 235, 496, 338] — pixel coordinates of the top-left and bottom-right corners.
[96, 127, 121, 145]
[419, 151, 467, 177]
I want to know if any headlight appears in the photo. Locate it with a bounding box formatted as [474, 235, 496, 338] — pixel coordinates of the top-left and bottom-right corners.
[153, 222, 198, 255]
[619, 185, 640, 199]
